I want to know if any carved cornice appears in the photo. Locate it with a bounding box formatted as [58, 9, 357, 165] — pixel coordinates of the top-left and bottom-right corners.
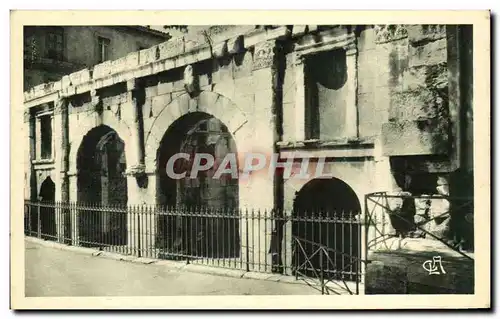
[53, 97, 68, 115]
[125, 164, 146, 177]
[374, 25, 408, 44]
[252, 41, 276, 71]
[294, 32, 356, 58]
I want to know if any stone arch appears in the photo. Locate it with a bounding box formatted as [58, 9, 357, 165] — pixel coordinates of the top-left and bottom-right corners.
[283, 164, 369, 214]
[68, 111, 133, 174]
[154, 110, 241, 259]
[144, 91, 248, 173]
[76, 124, 128, 246]
[291, 177, 361, 282]
[38, 176, 56, 240]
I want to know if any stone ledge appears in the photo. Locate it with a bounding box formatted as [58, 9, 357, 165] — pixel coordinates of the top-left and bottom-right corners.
[23, 26, 290, 105]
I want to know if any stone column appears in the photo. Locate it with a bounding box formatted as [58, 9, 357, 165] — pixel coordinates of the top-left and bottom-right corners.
[247, 40, 286, 273]
[25, 110, 37, 201]
[293, 53, 306, 142]
[124, 79, 150, 256]
[53, 97, 70, 243]
[126, 79, 145, 174]
[344, 42, 359, 140]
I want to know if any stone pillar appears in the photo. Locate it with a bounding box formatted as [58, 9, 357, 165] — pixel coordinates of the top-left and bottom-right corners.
[53, 97, 70, 243]
[28, 111, 37, 201]
[124, 79, 150, 256]
[248, 40, 285, 273]
[293, 53, 306, 142]
[126, 79, 145, 174]
[344, 42, 359, 140]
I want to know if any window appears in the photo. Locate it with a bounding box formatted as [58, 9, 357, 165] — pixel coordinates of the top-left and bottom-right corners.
[45, 27, 64, 60]
[40, 115, 52, 160]
[97, 37, 111, 63]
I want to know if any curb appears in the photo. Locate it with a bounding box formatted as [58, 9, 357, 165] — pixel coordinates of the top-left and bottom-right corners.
[25, 236, 361, 293]
[23, 237, 280, 281]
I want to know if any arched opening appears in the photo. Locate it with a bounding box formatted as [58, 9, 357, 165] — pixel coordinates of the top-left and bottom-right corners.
[77, 125, 128, 247]
[38, 176, 56, 240]
[292, 177, 361, 281]
[156, 112, 240, 259]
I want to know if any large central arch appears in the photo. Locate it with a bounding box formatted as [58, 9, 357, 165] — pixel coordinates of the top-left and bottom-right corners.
[76, 125, 128, 247]
[293, 177, 361, 282]
[155, 111, 240, 259]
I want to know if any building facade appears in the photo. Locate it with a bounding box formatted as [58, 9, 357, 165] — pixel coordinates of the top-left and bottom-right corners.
[24, 26, 171, 90]
[23, 25, 474, 274]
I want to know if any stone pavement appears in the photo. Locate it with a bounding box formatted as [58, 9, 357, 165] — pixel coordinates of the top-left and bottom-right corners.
[25, 238, 330, 296]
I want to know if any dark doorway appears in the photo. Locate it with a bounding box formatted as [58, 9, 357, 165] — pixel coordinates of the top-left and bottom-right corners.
[77, 125, 128, 247]
[292, 177, 361, 282]
[156, 112, 240, 259]
[38, 176, 56, 240]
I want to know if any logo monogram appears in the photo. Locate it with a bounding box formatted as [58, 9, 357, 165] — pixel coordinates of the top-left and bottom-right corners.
[422, 256, 446, 275]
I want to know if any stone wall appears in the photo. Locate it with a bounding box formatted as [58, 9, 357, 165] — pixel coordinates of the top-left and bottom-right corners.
[380, 25, 450, 157]
[23, 25, 471, 269]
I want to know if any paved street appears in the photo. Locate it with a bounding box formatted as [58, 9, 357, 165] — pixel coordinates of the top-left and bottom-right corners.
[25, 240, 320, 296]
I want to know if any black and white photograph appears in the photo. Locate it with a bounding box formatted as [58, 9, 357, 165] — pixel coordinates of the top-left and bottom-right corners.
[10, 11, 491, 310]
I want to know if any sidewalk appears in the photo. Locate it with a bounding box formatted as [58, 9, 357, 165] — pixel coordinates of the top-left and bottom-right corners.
[25, 238, 332, 296]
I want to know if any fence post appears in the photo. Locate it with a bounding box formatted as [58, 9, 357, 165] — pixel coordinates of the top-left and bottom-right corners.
[320, 249, 324, 295]
[137, 207, 141, 258]
[27, 203, 32, 236]
[245, 209, 250, 272]
[37, 202, 41, 239]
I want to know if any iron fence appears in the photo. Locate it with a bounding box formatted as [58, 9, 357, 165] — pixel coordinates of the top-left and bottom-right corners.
[24, 200, 362, 294]
[364, 192, 474, 260]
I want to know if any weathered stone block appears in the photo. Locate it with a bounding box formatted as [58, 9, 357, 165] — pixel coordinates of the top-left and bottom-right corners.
[151, 94, 172, 116]
[198, 74, 210, 88]
[390, 89, 444, 121]
[233, 51, 253, 79]
[61, 75, 72, 89]
[409, 38, 447, 68]
[233, 93, 254, 115]
[212, 82, 235, 101]
[234, 76, 253, 94]
[292, 25, 307, 37]
[69, 69, 90, 87]
[381, 120, 449, 156]
[358, 92, 382, 138]
[374, 25, 408, 44]
[111, 56, 127, 74]
[93, 61, 112, 79]
[403, 63, 448, 92]
[152, 60, 167, 74]
[157, 81, 173, 95]
[139, 47, 156, 65]
[358, 74, 375, 94]
[407, 24, 446, 45]
[253, 69, 273, 91]
[359, 27, 376, 51]
[143, 98, 153, 119]
[217, 62, 234, 83]
[144, 85, 158, 98]
[282, 102, 295, 141]
[158, 37, 185, 60]
[125, 52, 139, 70]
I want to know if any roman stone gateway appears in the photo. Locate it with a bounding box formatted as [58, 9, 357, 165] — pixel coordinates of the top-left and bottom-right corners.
[23, 25, 473, 277]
